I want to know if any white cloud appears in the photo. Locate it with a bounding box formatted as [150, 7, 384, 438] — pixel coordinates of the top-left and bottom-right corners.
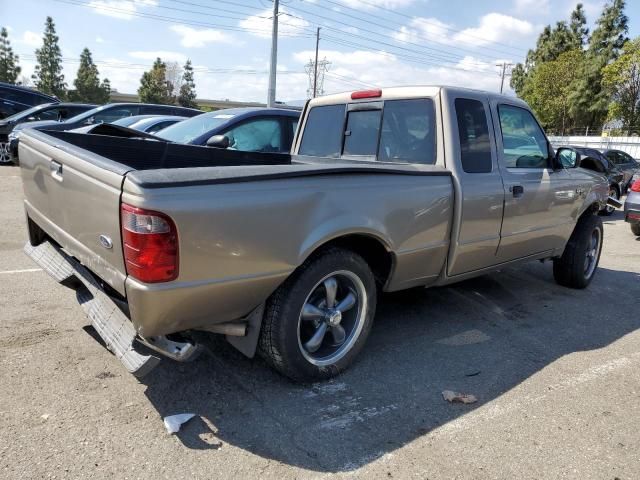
[453, 13, 534, 47]
[239, 8, 309, 38]
[128, 50, 187, 63]
[87, 0, 157, 20]
[96, 36, 105, 43]
[337, 0, 416, 9]
[169, 25, 232, 48]
[22, 31, 41, 47]
[393, 17, 451, 44]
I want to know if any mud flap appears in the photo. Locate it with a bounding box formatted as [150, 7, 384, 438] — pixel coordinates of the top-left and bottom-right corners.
[24, 241, 160, 377]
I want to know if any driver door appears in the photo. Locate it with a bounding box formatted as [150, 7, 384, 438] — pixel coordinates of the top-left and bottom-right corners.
[492, 102, 579, 261]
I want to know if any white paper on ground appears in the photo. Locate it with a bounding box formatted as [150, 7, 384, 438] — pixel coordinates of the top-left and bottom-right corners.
[163, 413, 196, 434]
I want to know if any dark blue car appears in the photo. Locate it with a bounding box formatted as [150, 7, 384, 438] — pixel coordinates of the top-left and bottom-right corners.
[155, 107, 300, 153]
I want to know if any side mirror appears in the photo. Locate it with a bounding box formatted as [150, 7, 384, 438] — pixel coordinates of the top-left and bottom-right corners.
[206, 134, 230, 149]
[555, 147, 579, 169]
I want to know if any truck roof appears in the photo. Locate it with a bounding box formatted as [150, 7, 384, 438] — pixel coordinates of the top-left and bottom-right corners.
[309, 85, 527, 108]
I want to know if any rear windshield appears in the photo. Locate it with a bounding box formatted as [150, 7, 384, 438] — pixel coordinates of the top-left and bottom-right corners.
[299, 98, 436, 164]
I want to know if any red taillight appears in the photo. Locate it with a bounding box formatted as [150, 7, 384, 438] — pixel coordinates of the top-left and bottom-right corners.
[351, 89, 382, 100]
[631, 180, 640, 192]
[121, 203, 178, 283]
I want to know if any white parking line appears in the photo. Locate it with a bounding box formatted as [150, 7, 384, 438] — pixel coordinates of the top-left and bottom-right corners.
[0, 268, 42, 275]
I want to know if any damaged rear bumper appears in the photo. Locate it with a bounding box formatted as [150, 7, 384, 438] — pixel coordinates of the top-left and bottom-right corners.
[24, 240, 199, 377]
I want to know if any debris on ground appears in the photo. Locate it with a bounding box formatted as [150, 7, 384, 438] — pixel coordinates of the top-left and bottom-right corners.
[40, 414, 50, 421]
[442, 390, 477, 404]
[163, 413, 196, 434]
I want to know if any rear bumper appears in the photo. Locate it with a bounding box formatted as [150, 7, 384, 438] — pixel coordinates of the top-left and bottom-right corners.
[24, 240, 161, 377]
[624, 194, 640, 224]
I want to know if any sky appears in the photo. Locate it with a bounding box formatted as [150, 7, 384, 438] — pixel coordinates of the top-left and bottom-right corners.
[1, 0, 639, 103]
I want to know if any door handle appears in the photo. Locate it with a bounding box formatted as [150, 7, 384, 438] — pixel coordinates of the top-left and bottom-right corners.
[510, 185, 524, 198]
[50, 160, 63, 181]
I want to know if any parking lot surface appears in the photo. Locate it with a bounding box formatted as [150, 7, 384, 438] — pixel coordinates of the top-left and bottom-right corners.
[1, 164, 639, 479]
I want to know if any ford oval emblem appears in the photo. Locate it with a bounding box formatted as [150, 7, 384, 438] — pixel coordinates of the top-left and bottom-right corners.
[99, 235, 113, 249]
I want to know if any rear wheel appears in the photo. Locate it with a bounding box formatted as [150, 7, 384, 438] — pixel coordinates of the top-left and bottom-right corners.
[258, 248, 376, 382]
[0, 142, 11, 164]
[553, 214, 603, 289]
[631, 223, 640, 236]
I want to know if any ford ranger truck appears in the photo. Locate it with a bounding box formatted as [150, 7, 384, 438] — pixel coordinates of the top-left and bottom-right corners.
[19, 86, 610, 381]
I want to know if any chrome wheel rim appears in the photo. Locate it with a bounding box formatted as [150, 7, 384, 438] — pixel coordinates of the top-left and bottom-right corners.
[583, 227, 601, 279]
[0, 142, 10, 164]
[297, 270, 367, 367]
[606, 188, 618, 213]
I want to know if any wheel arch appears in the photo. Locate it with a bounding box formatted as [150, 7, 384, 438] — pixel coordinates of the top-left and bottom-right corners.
[301, 232, 395, 290]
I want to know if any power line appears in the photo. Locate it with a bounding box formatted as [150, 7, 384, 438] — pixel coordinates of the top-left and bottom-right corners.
[320, 0, 527, 56]
[52, 0, 314, 37]
[295, 0, 524, 63]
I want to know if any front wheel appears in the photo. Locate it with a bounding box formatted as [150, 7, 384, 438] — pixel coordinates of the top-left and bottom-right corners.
[553, 214, 603, 289]
[0, 142, 11, 164]
[258, 248, 376, 382]
[631, 223, 640, 236]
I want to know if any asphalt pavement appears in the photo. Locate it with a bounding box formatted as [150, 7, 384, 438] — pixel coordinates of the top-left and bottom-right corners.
[1, 164, 639, 479]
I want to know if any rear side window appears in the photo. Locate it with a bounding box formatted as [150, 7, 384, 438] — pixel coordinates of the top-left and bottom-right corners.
[299, 104, 345, 157]
[378, 99, 436, 164]
[455, 98, 492, 173]
[343, 109, 381, 156]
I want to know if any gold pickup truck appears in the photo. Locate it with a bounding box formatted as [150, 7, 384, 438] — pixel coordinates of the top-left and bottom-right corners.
[20, 86, 610, 381]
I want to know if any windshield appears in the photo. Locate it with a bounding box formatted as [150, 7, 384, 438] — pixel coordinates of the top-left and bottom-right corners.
[155, 111, 236, 143]
[4, 105, 50, 122]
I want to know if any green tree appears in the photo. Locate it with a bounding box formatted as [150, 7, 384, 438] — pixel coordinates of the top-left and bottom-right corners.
[524, 50, 586, 134]
[32, 16, 67, 98]
[511, 4, 588, 96]
[138, 57, 174, 104]
[177, 59, 197, 108]
[0, 27, 21, 84]
[570, 0, 628, 126]
[603, 38, 640, 129]
[68, 48, 110, 103]
[569, 3, 589, 49]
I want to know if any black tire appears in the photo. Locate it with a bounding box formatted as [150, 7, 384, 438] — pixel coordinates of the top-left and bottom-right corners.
[553, 214, 603, 289]
[631, 223, 640, 236]
[258, 247, 376, 382]
[599, 186, 618, 216]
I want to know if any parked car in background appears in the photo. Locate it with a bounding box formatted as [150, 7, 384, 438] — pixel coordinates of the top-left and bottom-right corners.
[624, 175, 640, 236]
[8, 103, 202, 163]
[0, 82, 58, 119]
[71, 115, 187, 135]
[0, 102, 96, 163]
[569, 146, 624, 216]
[155, 107, 300, 153]
[602, 149, 640, 192]
[112, 115, 186, 134]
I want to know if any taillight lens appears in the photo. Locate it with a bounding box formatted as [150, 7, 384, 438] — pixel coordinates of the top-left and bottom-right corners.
[351, 89, 382, 99]
[631, 180, 640, 192]
[121, 203, 178, 283]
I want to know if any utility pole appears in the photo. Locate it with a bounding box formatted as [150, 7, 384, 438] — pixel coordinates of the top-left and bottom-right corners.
[312, 27, 321, 98]
[267, 0, 279, 107]
[496, 62, 513, 94]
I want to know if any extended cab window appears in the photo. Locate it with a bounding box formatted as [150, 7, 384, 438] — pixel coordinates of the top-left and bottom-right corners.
[299, 105, 345, 157]
[379, 99, 436, 164]
[455, 98, 491, 173]
[498, 105, 549, 168]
